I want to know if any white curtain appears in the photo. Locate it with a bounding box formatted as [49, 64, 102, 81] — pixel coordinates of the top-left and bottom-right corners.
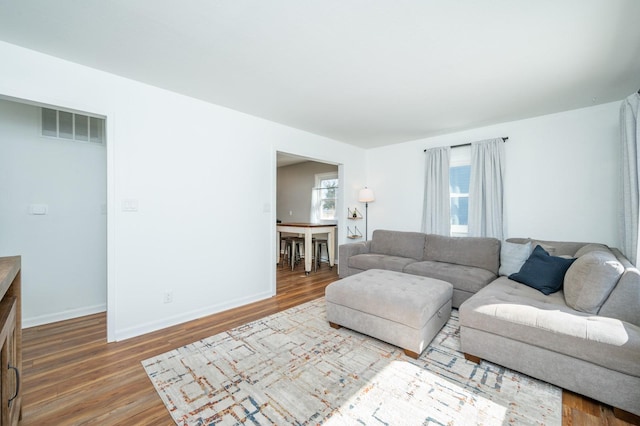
[422, 147, 451, 235]
[468, 138, 505, 239]
[620, 92, 640, 265]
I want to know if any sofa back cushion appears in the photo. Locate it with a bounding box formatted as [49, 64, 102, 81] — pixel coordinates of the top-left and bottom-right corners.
[506, 238, 588, 257]
[564, 250, 624, 314]
[370, 230, 426, 260]
[424, 234, 500, 274]
[598, 248, 640, 326]
[573, 243, 611, 258]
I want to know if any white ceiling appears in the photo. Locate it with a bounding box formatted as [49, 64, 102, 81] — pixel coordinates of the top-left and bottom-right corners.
[1, 1, 639, 148]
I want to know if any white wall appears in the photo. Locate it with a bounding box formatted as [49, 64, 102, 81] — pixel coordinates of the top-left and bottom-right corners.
[0, 41, 367, 340]
[0, 99, 107, 326]
[366, 101, 621, 247]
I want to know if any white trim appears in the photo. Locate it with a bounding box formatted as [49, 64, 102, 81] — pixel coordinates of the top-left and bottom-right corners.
[23, 303, 107, 329]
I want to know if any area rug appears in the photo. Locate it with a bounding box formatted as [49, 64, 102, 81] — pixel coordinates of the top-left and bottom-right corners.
[142, 298, 561, 425]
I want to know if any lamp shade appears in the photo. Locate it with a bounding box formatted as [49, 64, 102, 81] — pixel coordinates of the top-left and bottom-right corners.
[358, 187, 375, 203]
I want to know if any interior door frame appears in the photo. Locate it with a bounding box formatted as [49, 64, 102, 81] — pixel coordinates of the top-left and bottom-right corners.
[272, 149, 344, 293]
[0, 92, 115, 341]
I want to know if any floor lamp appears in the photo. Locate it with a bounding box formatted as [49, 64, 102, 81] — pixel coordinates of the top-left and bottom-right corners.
[358, 187, 375, 241]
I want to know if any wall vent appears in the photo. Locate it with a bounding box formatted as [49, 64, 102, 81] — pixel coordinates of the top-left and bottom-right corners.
[41, 107, 105, 144]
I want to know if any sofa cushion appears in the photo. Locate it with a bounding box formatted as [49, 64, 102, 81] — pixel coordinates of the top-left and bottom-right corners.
[509, 245, 576, 295]
[370, 230, 425, 260]
[574, 243, 611, 258]
[404, 260, 497, 295]
[599, 261, 640, 327]
[424, 234, 500, 274]
[349, 254, 417, 273]
[507, 238, 587, 257]
[459, 277, 640, 377]
[532, 241, 557, 255]
[564, 251, 624, 314]
[499, 241, 532, 276]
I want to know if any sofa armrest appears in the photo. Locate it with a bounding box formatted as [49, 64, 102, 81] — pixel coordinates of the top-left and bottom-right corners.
[338, 241, 371, 278]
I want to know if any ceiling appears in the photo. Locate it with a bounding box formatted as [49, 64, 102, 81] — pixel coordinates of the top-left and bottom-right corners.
[2, 1, 640, 149]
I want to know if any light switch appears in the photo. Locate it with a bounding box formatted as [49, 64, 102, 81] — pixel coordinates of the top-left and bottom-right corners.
[29, 204, 48, 215]
[122, 199, 139, 212]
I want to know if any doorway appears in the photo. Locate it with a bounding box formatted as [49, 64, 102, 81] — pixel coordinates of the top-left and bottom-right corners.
[0, 97, 107, 329]
[275, 152, 340, 293]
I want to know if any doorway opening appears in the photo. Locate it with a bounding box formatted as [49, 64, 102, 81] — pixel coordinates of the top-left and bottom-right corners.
[275, 152, 341, 294]
[0, 96, 108, 332]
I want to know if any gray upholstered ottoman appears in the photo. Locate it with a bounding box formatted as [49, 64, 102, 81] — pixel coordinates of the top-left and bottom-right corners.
[325, 269, 453, 358]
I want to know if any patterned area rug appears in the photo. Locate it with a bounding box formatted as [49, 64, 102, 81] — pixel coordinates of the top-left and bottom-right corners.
[142, 298, 561, 425]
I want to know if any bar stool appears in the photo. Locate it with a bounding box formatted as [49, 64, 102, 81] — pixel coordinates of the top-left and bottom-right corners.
[314, 237, 328, 272]
[286, 237, 305, 271]
[280, 236, 293, 268]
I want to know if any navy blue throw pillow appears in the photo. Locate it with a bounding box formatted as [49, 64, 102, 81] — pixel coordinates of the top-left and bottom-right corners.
[509, 245, 576, 295]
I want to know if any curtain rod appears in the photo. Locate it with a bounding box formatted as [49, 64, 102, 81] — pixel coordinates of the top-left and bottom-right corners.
[423, 137, 508, 152]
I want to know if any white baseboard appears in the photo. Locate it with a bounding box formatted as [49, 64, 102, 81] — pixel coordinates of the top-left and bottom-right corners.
[113, 290, 274, 341]
[23, 303, 107, 329]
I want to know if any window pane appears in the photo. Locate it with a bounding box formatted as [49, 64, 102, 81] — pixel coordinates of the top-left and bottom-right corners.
[75, 114, 89, 141]
[42, 108, 57, 137]
[59, 111, 73, 139]
[89, 117, 105, 143]
[451, 196, 469, 225]
[450, 165, 470, 194]
[320, 200, 336, 219]
[316, 176, 337, 220]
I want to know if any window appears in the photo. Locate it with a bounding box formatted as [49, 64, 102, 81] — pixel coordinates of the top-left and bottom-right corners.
[450, 146, 471, 236]
[41, 107, 105, 144]
[314, 172, 338, 221]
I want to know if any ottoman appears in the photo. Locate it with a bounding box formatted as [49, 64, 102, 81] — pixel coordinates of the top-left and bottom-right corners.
[325, 269, 453, 359]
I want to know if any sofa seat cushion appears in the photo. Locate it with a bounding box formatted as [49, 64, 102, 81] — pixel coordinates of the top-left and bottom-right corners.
[349, 254, 418, 273]
[460, 277, 640, 377]
[404, 260, 497, 295]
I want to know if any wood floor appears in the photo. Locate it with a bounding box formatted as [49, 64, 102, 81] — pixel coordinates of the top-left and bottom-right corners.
[21, 264, 636, 425]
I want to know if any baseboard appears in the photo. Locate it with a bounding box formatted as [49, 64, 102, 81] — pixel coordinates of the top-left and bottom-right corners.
[23, 303, 107, 329]
[113, 290, 274, 341]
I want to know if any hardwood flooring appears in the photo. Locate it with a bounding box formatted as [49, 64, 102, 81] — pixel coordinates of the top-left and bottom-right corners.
[21, 264, 636, 425]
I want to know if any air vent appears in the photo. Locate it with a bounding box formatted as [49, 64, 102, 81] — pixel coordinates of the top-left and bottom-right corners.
[41, 108, 105, 144]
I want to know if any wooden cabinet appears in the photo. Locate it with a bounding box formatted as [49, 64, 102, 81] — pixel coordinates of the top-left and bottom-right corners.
[0, 257, 21, 426]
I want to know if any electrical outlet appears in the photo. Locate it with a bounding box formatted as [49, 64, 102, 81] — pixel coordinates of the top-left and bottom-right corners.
[163, 291, 173, 304]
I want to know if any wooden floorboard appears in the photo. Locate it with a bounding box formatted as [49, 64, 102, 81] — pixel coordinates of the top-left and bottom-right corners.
[21, 264, 636, 425]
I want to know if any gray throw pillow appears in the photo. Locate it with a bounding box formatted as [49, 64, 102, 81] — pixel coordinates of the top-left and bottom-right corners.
[499, 241, 532, 276]
[564, 251, 624, 314]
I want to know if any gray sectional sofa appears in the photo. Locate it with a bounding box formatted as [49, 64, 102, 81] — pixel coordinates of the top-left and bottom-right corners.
[338, 230, 640, 419]
[339, 230, 501, 308]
